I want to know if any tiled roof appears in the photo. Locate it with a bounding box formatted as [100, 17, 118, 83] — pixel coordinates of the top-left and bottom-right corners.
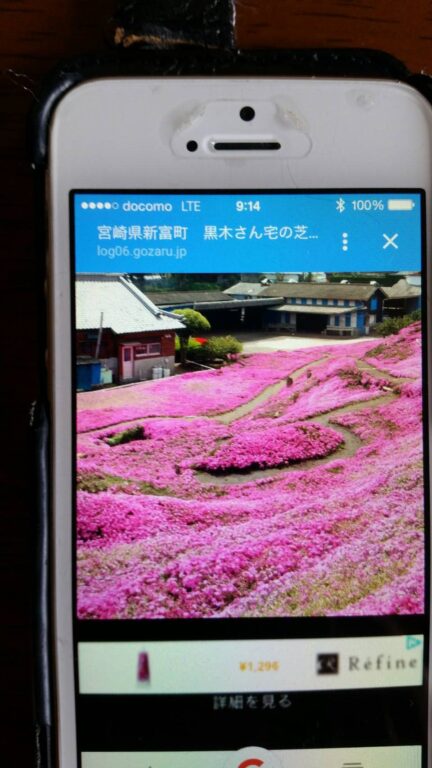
[76, 275, 185, 334]
[384, 278, 422, 299]
[225, 281, 383, 300]
[224, 282, 266, 296]
[259, 283, 383, 301]
[146, 290, 231, 306]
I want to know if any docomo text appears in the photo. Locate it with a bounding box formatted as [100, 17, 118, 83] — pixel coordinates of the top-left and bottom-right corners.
[81, 200, 174, 212]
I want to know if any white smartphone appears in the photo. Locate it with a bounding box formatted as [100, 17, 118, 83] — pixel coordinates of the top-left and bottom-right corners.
[45, 72, 432, 768]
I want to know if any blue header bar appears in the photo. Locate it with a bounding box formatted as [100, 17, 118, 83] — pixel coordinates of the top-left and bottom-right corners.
[73, 192, 422, 273]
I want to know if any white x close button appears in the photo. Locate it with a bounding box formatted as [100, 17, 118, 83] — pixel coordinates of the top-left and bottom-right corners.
[224, 746, 282, 768]
[383, 232, 399, 249]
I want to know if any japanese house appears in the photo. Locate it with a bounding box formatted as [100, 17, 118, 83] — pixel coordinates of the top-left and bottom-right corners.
[145, 289, 282, 330]
[383, 277, 421, 317]
[225, 282, 387, 336]
[76, 274, 185, 386]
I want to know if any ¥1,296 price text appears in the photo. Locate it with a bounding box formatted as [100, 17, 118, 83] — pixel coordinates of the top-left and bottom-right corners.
[239, 661, 280, 672]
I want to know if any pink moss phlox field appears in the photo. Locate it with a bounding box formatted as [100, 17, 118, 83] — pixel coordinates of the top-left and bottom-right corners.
[328, 554, 424, 616]
[77, 348, 322, 432]
[196, 423, 343, 472]
[363, 321, 421, 377]
[238, 356, 396, 426]
[76, 324, 424, 619]
[77, 417, 231, 495]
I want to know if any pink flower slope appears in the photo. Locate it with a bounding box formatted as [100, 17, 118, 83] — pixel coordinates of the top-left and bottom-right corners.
[76, 324, 424, 619]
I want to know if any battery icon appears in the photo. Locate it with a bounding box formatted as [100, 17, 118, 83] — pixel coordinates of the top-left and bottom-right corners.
[387, 199, 415, 211]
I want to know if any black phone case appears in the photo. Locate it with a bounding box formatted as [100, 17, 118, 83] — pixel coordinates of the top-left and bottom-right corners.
[31, 45, 432, 768]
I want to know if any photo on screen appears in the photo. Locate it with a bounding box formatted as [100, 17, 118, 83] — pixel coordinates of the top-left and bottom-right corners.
[75, 270, 424, 620]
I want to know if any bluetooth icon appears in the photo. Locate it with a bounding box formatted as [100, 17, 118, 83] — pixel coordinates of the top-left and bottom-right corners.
[336, 198, 346, 213]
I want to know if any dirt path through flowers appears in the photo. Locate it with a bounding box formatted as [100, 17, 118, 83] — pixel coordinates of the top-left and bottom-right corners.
[215, 356, 329, 424]
[196, 358, 410, 484]
[83, 356, 330, 434]
[195, 395, 397, 484]
[213, 358, 413, 426]
[82, 355, 414, 485]
[82, 352, 414, 436]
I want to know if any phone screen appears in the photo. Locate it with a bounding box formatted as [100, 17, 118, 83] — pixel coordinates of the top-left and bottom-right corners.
[71, 190, 428, 768]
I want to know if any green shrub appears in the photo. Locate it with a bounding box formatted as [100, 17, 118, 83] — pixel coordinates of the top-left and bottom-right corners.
[189, 335, 243, 362]
[175, 336, 203, 351]
[77, 473, 129, 492]
[175, 336, 203, 360]
[408, 309, 421, 322]
[373, 310, 421, 337]
[105, 426, 145, 446]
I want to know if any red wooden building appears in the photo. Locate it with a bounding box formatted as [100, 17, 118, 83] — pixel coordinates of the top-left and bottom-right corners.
[76, 274, 185, 385]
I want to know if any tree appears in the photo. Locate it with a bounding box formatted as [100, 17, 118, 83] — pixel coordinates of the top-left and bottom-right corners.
[301, 272, 313, 282]
[172, 308, 211, 365]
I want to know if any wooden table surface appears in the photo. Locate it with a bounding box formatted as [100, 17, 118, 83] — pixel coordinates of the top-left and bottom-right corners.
[2, 0, 432, 763]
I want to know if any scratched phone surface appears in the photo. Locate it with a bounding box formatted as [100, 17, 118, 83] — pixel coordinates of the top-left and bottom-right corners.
[71, 190, 427, 765]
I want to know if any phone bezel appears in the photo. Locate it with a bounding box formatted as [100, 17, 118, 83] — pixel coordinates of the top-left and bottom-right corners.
[47, 77, 432, 768]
